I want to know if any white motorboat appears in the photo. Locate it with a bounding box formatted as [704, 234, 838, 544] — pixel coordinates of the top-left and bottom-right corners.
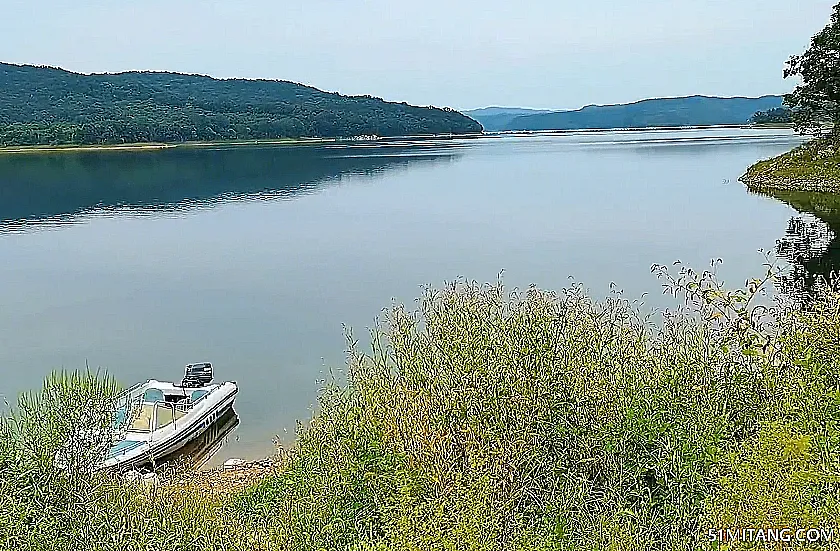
[102, 363, 238, 471]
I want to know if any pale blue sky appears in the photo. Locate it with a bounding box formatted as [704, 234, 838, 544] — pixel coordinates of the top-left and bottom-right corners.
[0, 0, 833, 110]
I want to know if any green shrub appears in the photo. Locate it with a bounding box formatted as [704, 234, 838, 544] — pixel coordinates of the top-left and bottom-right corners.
[235, 262, 839, 549]
[3, 261, 840, 550]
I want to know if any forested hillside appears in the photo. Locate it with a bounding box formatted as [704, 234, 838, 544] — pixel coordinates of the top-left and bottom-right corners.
[0, 63, 481, 146]
[498, 95, 784, 131]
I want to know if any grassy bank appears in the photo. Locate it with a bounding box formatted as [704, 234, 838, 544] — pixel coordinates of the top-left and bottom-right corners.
[741, 135, 840, 192]
[2, 263, 840, 550]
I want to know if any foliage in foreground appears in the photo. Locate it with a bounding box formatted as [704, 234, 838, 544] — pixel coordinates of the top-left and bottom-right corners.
[234, 263, 840, 550]
[2, 262, 840, 550]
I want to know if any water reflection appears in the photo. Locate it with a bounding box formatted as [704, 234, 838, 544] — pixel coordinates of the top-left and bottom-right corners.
[756, 189, 840, 304]
[155, 407, 240, 470]
[0, 141, 462, 232]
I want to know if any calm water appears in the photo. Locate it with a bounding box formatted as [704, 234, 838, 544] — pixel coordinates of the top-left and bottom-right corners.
[0, 128, 819, 461]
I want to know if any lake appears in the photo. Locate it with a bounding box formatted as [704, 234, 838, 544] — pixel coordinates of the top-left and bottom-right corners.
[0, 127, 820, 462]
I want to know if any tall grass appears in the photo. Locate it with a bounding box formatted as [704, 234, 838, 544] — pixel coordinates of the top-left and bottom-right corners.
[237, 262, 840, 550]
[2, 261, 840, 550]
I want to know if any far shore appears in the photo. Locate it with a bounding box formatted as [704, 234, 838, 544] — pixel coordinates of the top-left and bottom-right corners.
[0, 137, 336, 156]
[0, 124, 796, 156]
[488, 123, 794, 135]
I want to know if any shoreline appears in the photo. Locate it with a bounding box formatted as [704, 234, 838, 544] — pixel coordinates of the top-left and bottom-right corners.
[740, 135, 840, 193]
[178, 455, 282, 494]
[486, 123, 794, 136]
[0, 137, 336, 156]
[0, 125, 796, 156]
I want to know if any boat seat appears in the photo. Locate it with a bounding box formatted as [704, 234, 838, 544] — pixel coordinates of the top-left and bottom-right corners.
[142, 388, 165, 403]
[190, 389, 209, 403]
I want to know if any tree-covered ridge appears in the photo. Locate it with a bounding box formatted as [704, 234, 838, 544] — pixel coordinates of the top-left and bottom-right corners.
[0, 63, 482, 146]
[491, 95, 784, 132]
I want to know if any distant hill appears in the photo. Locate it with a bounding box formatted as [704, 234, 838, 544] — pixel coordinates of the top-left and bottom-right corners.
[0, 63, 481, 147]
[501, 95, 784, 131]
[464, 107, 554, 131]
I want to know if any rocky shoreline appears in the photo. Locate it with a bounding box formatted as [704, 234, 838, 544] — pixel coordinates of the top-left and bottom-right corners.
[741, 136, 840, 193]
[184, 456, 283, 494]
[124, 455, 284, 494]
[740, 173, 840, 193]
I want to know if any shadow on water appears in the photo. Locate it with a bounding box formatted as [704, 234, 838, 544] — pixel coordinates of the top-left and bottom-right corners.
[754, 189, 840, 304]
[0, 141, 463, 232]
[152, 407, 240, 471]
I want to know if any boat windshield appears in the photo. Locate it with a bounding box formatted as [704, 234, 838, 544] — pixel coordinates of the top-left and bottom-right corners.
[155, 404, 175, 430]
[126, 401, 189, 432]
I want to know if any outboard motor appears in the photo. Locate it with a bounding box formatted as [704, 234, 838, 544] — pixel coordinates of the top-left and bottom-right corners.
[182, 362, 213, 388]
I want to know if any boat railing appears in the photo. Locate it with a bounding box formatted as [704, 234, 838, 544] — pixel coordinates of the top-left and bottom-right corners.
[147, 402, 183, 438]
[114, 381, 148, 406]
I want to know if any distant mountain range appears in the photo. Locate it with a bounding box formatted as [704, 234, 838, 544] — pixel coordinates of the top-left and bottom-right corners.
[461, 107, 554, 131]
[0, 63, 481, 147]
[465, 95, 785, 132]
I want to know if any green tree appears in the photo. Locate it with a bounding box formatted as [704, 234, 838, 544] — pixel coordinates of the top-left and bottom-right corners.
[751, 107, 792, 124]
[784, 3, 840, 135]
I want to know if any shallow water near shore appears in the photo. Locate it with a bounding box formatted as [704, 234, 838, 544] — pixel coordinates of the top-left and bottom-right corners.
[0, 128, 812, 464]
